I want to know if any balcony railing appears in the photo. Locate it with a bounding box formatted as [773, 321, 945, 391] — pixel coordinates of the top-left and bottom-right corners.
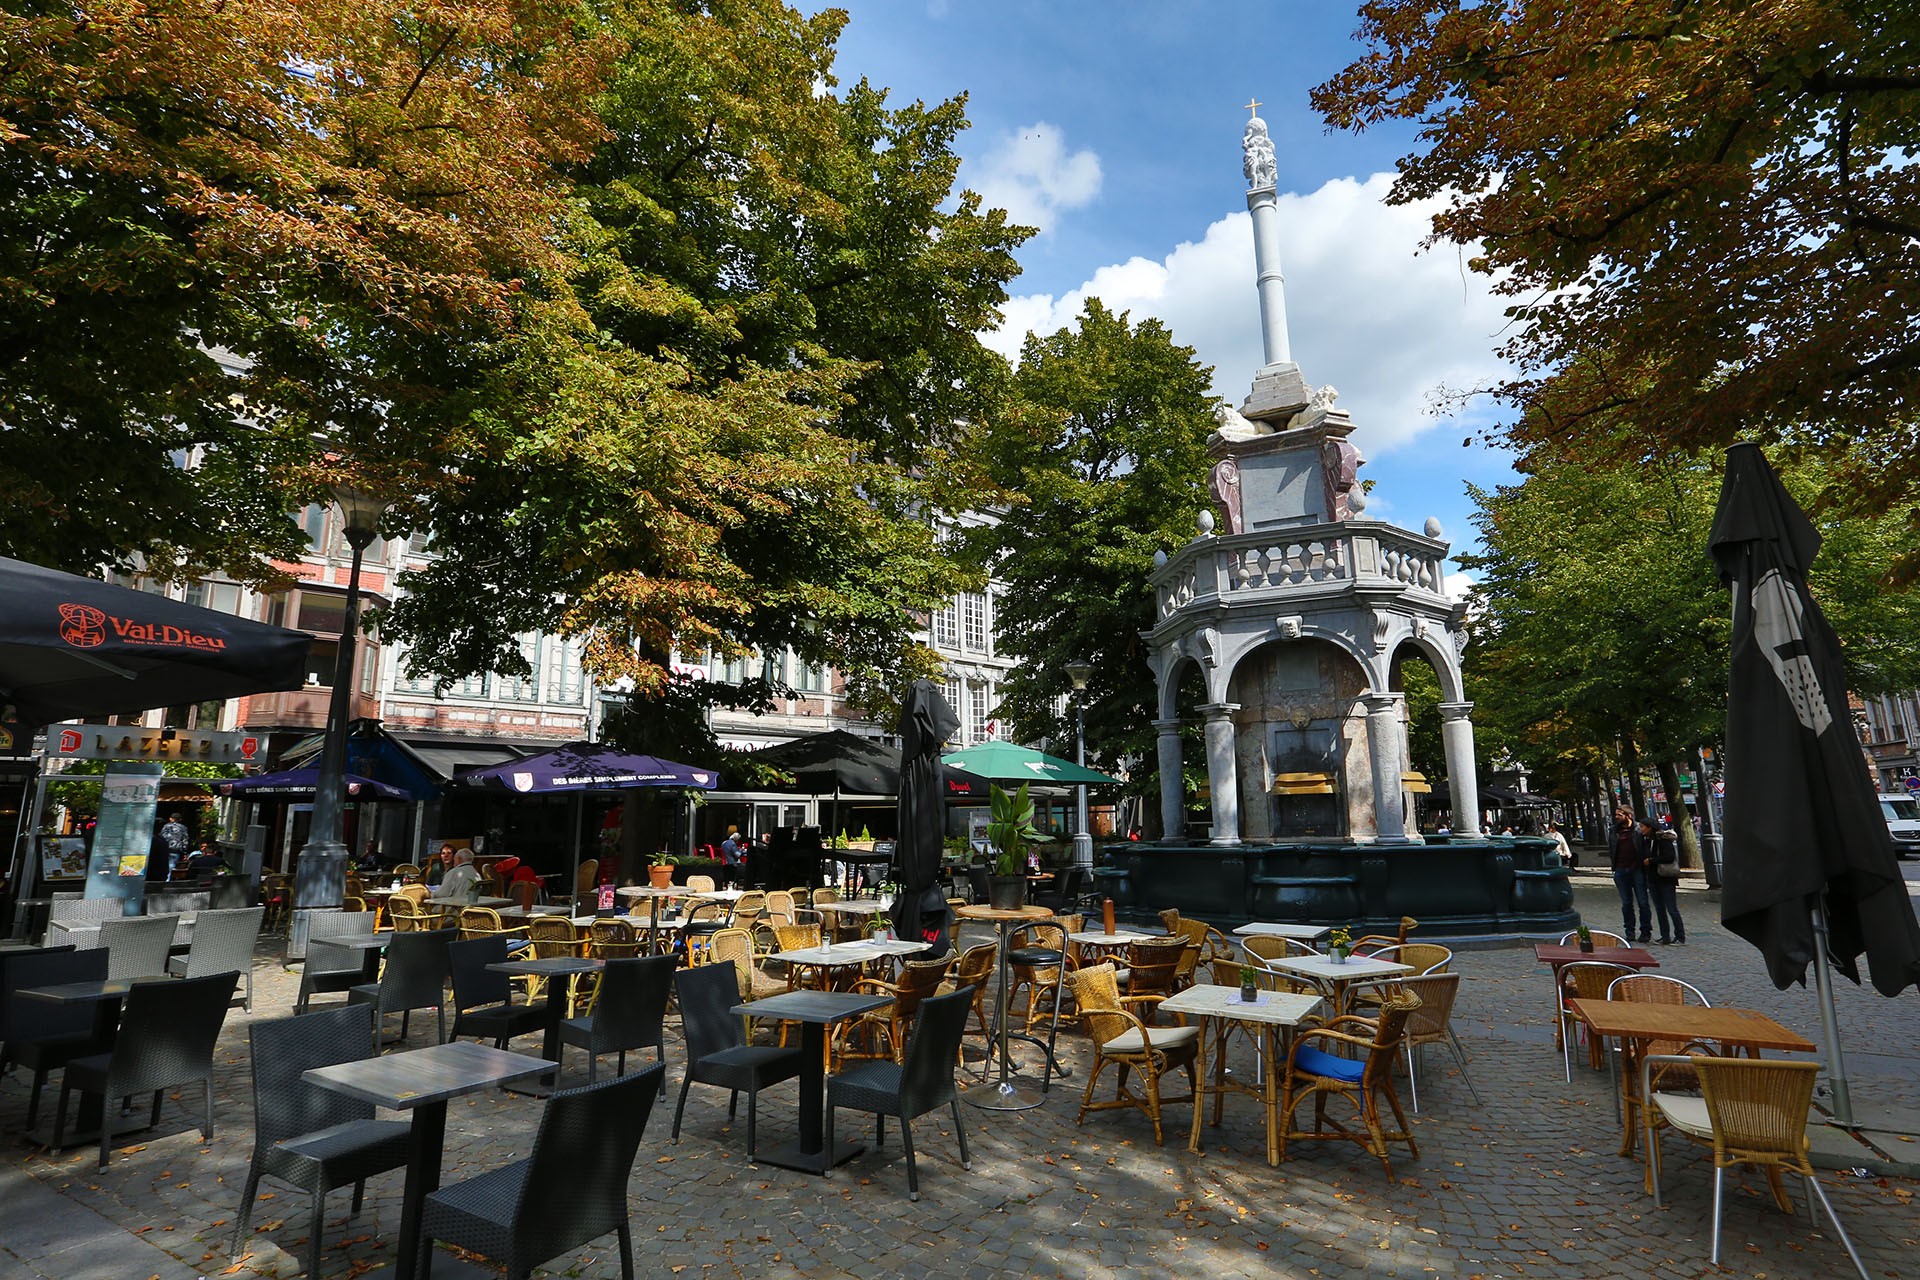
[1155, 521, 1449, 622]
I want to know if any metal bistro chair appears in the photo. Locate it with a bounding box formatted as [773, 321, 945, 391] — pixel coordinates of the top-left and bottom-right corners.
[560, 955, 675, 1086]
[99, 915, 177, 981]
[825, 985, 975, 1201]
[449, 935, 549, 1050]
[230, 1004, 410, 1277]
[51, 971, 239, 1169]
[671, 961, 805, 1162]
[1351, 970, 1481, 1112]
[165, 905, 265, 1011]
[349, 928, 453, 1052]
[417, 1064, 665, 1280]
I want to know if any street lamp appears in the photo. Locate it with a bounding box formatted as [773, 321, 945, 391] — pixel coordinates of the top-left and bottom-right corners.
[294, 484, 391, 913]
[1065, 660, 1093, 869]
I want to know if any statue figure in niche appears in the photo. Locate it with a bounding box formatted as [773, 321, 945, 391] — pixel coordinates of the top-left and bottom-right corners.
[1322, 436, 1365, 521]
[1208, 458, 1245, 535]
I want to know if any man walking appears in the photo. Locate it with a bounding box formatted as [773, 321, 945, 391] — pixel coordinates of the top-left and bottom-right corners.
[1610, 807, 1653, 942]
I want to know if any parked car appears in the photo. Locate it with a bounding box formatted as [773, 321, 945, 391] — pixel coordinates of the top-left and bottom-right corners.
[1877, 793, 1920, 860]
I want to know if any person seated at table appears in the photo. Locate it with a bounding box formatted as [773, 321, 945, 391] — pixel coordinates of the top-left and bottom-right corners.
[182, 840, 228, 878]
[433, 849, 483, 905]
[425, 843, 454, 887]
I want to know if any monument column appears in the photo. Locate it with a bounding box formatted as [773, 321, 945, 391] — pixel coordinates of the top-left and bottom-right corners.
[1439, 701, 1483, 837]
[1199, 702, 1242, 845]
[1153, 717, 1185, 839]
[1363, 692, 1412, 843]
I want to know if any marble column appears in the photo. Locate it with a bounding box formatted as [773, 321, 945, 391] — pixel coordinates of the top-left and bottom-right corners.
[1363, 692, 1411, 843]
[1199, 703, 1242, 845]
[1439, 701, 1482, 837]
[1154, 717, 1185, 840]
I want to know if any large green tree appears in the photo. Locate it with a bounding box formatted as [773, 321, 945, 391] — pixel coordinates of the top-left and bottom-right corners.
[1314, 0, 1920, 553]
[969, 300, 1216, 783]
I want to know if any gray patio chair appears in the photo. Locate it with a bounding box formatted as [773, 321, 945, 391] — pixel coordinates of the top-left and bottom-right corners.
[559, 954, 673, 1086]
[349, 928, 452, 1051]
[231, 1004, 411, 1277]
[100, 915, 177, 981]
[51, 970, 238, 1168]
[166, 905, 265, 1011]
[825, 985, 974, 1200]
[417, 1063, 664, 1280]
[671, 961, 804, 1162]
[44, 897, 122, 946]
[449, 935, 548, 1049]
[297, 910, 379, 1012]
[1, 946, 104, 1127]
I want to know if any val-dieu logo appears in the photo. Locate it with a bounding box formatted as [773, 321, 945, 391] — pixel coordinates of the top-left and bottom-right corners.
[58, 603, 107, 648]
[511, 772, 535, 792]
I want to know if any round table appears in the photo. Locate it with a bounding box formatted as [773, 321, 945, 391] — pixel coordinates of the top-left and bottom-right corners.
[956, 904, 1054, 1112]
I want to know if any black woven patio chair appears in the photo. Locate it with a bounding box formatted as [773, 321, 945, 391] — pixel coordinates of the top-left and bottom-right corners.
[558, 954, 673, 1086]
[671, 961, 804, 1162]
[297, 911, 379, 1012]
[51, 971, 237, 1168]
[348, 928, 452, 1051]
[231, 1004, 409, 1276]
[1, 945, 105, 1128]
[416, 1063, 664, 1280]
[449, 935, 548, 1049]
[825, 985, 974, 1200]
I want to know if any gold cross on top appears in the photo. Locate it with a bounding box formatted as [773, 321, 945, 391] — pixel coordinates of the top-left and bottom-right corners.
[1244, 98, 1262, 118]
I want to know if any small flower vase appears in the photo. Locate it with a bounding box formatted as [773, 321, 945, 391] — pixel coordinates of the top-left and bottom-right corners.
[1331, 947, 1349, 965]
[1239, 981, 1259, 1003]
[1578, 936, 1594, 954]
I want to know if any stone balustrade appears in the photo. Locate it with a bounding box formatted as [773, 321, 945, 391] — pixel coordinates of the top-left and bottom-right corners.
[1155, 522, 1449, 621]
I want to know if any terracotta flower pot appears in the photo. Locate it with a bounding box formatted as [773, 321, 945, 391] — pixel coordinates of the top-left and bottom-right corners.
[648, 863, 674, 889]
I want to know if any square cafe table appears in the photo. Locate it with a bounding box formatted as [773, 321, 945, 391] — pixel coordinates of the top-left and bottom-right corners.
[485, 955, 603, 1094]
[1232, 922, 1334, 943]
[1267, 953, 1414, 1013]
[728, 989, 889, 1174]
[1161, 983, 1324, 1165]
[303, 1040, 549, 1280]
[1533, 942, 1661, 974]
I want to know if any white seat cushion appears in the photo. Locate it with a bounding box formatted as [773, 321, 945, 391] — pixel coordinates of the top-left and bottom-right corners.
[1103, 1024, 1200, 1055]
[1651, 1092, 1713, 1139]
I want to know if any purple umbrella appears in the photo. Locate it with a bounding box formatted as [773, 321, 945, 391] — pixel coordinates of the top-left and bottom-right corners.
[219, 767, 413, 802]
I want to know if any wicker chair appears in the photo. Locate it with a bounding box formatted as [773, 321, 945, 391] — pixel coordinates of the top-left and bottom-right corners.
[1348, 943, 1453, 1013]
[1, 946, 107, 1127]
[449, 935, 548, 1050]
[391, 863, 422, 883]
[1647, 1056, 1868, 1279]
[1351, 916, 1419, 953]
[561, 955, 675, 1086]
[51, 971, 238, 1168]
[100, 915, 176, 981]
[166, 904, 264, 1011]
[825, 986, 975, 1200]
[230, 1004, 410, 1277]
[1161, 915, 1224, 990]
[708, 928, 786, 1001]
[417, 1064, 664, 1280]
[1556, 960, 1635, 1079]
[671, 962, 805, 1161]
[349, 928, 453, 1051]
[1066, 963, 1198, 1145]
[1559, 928, 1630, 948]
[1121, 935, 1189, 1005]
[937, 942, 996, 1039]
[731, 890, 767, 932]
[1277, 991, 1422, 1179]
[529, 916, 590, 1014]
[685, 874, 716, 894]
[589, 918, 641, 959]
[1350, 971, 1480, 1112]
[297, 910, 379, 1012]
[1610, 973, 1715, 1157]
[459, 906, 530, 947]
[387, 895, 444, 934]
[836, 955, 956, 1064]
[763, 891, 797, 927]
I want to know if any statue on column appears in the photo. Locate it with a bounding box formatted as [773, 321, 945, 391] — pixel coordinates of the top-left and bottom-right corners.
[1242, 116, 1277, 189]
[1321, 434, 1365, 521]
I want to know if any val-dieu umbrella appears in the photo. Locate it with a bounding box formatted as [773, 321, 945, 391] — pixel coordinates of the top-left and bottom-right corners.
[940, 739, 1122, 787]
[219, 767, 412, 802]
[455, 742, 719, 905]
[0, 555, 311, 728]
[1707, 443, 1920, 1124]
[891, 680, 959, 958]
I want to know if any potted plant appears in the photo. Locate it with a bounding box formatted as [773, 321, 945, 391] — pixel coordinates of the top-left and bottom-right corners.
[648, 849, 674, 889]
[1327, 925, 1353, 964]
[987, 783, 1049, 910]
[1576, 923, 1594, 953]
[1239, 964, 1261, 1003]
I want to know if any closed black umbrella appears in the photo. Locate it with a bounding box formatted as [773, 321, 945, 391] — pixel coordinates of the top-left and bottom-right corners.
[0, 555, 311, 728]
[1707, 443, 1920, 1123]
[890, 680, 959, 959]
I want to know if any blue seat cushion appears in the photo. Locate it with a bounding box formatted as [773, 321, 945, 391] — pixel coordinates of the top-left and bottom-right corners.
[1293, 1045, 1366, 1083]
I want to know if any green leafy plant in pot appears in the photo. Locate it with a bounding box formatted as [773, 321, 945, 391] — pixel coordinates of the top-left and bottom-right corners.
[987, 783, 1049, 909]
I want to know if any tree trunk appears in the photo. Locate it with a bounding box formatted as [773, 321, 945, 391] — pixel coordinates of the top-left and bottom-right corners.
[1622, 738, 1649, 816]
[1656, 758, 1701, 868]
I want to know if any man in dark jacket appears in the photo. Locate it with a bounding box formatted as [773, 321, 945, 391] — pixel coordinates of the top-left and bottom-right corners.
[1611, 808, 1654, 942]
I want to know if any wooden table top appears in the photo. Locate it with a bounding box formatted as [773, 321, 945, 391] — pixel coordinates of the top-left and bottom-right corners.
[955, 904, 1052, 923]
[1534, 943, 1661, 969]
[1565, 1000, 1815, 1051]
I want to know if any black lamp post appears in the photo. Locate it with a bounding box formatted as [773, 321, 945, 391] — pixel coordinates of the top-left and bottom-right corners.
[293, 485, 390, 911]
[1066, 660, 1093, 868]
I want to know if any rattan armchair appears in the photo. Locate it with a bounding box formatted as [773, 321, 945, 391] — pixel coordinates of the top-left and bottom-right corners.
[938, 942, 996, 1039]
[835, 955, 955, 1064]
[1350, 915, 1419, 953]
[1611, 973, 1715, 1158]
[1559, 928, 1630, 948]
[825, 986, 975, 1200]
[529, 915, 590, 1014]
[1556, 960, 1635, 1079]
[1277, 991, 1422, 1179]
[459, 906, 530, 947]
[1066, 963, 1198, 1145]
[1646, 1055, 1867, 1279]
[1121, 935, 1189, 1005]
[1349, 970, 1479, 1111]
[589, 918, 641, 959]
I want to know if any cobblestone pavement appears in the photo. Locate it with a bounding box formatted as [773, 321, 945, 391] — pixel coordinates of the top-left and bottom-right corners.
[2, 876, 1915, 1279]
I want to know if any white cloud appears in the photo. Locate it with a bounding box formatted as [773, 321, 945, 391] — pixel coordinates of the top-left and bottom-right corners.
[966, 123, 1102, 236]
[988, 172, 1515, 459]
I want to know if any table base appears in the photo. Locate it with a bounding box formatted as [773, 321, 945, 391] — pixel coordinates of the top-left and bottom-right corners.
[755, 1136, 867, 1174]
[24, 1107, 158, 1152]
[961, 1077, 1047, 1112]
[499, 1067, 560, 1098]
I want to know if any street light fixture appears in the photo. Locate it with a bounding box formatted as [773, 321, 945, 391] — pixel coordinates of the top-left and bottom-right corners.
[1065, 660, 1093, 869]
[294, 484, 391, 914]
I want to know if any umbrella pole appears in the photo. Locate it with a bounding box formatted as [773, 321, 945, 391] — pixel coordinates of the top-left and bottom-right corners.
[1809, 896, 1856, 1127]
[568, 794, 584, 914]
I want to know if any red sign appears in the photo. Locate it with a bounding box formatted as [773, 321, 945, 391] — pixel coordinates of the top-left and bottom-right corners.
[59, 601, 228, 652]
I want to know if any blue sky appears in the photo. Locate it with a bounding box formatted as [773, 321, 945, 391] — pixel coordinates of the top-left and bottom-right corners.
[824, 1, 1522, 586]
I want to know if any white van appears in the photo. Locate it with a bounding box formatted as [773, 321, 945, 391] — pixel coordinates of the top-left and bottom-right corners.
[1877, 793, 1920, 860]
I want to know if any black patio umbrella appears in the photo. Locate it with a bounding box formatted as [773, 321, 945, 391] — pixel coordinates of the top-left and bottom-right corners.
[890, 680, 959, 959]
[756, 729, 900, 844]
[1707, 443, 1920, 1124]
[0, 555, 311, 728]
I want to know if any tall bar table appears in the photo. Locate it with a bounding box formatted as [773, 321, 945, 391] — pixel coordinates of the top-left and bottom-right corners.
[955, 903, 1054, 1111]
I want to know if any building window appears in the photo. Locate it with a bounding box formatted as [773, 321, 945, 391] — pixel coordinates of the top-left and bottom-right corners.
[969, 682, 992, 744]
[406, 529, 434, 557]
[932, 601, 959, 649]
[548, 640, 585, 705]
[183, 580, 242, 615]
[300, 505, 327, 552]
[451, 671, 489, 699]
[962, 593, 990, 653]
[944, 677, 965, 742]
[498, 636, 542, 703]
[296, 592, 348, 635]
[794, 660, 828, 694]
